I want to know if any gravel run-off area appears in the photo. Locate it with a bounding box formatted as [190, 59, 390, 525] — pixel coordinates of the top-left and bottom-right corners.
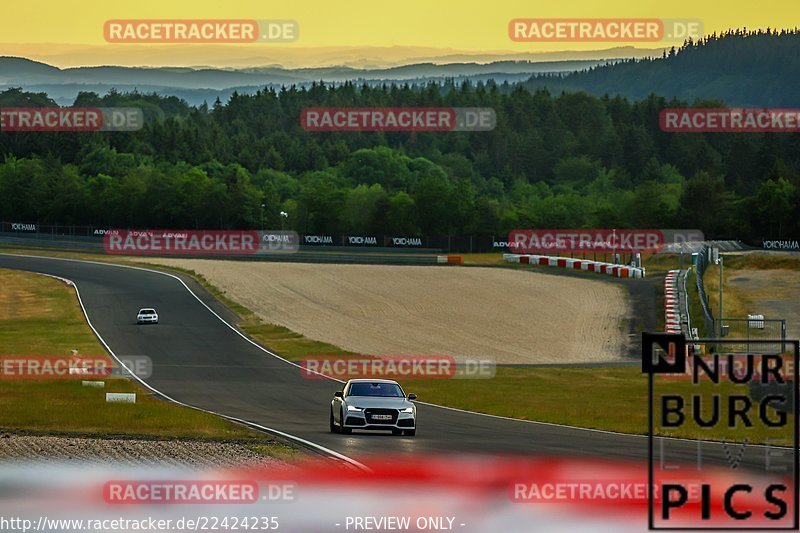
[0, 433, 292, 469]
[148, 260, 630, 364]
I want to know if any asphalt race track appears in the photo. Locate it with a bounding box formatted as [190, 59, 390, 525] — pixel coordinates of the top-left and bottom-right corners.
[0, 253, 792, 473]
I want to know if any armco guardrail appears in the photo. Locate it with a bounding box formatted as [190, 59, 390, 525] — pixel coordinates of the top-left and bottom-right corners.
[680, 268, 693, 339]
[503, 254, 645, 278]
[694, 245, 716, 335]
[660, 239, 746, 253]
[0, 233, 463, 266]
[0, 222, 514, 253]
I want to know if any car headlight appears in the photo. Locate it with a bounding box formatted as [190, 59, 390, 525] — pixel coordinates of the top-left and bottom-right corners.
[400, 407, 414, 413]
[347, 405, 363, 412]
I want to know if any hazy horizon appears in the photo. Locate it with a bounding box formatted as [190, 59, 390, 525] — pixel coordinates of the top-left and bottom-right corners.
[0, 43, 667, 70]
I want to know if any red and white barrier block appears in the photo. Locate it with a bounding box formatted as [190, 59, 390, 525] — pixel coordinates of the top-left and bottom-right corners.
[503, 254, 646, 278]
[437, 255, 462, 264]
[664, 269, 682, 334]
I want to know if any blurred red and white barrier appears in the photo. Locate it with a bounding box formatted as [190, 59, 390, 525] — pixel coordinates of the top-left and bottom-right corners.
[664, 269, 682, 334]
[503, 254, 645, 278]
[437, 255, 462, 264]
[3, 454, 792, 532]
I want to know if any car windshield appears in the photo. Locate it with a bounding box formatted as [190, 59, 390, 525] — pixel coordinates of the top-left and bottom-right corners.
[347, 382, 404, 397]
[140, 309, 155, 314]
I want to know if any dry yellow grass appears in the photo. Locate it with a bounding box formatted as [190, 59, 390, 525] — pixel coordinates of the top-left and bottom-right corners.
[727, 269, 800, 340]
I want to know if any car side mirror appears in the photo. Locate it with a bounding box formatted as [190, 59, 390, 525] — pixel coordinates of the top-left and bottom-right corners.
[407, 393, 417, 400]
[334, 391, 343, 398]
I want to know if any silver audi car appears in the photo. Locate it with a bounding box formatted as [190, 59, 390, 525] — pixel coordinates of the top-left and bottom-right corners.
[330, 379, 417, 436]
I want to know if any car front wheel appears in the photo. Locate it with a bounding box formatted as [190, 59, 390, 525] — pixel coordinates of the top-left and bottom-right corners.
[404, 429, 416, 437]
[329, 409, 339, 433]
[339, 409, 352, 434]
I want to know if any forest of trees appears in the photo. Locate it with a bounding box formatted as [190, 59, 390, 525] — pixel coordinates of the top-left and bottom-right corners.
[525, 28, 800, 107]
[1, 33, 799, 242]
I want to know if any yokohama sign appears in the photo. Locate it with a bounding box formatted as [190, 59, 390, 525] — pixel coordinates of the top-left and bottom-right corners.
[763, 240, 800, 251]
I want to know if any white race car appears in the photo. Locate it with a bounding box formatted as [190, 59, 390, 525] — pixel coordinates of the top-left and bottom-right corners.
[330, 379, 417, 436]
[136, 308, 159, 324]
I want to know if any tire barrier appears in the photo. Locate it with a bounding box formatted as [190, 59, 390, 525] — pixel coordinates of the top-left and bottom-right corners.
[503, 254, 646, 278]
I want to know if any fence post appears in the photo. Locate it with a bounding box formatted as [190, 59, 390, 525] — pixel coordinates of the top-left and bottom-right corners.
[783, 320, 787, 354]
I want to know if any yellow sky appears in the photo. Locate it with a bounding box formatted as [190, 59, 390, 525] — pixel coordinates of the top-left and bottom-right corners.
[0, 0, 795, 64]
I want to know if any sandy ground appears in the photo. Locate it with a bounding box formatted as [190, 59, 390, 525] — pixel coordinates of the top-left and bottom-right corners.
[0, 433, 291, 468]
[728, 270, 800, 340]
[148, 260, 629, 363]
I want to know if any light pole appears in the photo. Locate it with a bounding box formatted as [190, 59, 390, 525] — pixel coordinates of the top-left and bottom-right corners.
[260, 204, 266, 230]
[280, 211, 288, 231]
[717, 254, 724, 336]
[612, 228, 617, 264]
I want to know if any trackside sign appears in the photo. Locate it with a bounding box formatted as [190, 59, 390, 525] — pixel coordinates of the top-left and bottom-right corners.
[763, 240, 800, 251]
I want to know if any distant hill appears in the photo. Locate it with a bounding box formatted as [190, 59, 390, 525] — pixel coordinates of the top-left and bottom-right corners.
[0, 57, 60, 81]
[0, 56, 613, 106]
[524, 29, 800, 107]
[7, 30, 797, 108]
[0, 43, 665, 69]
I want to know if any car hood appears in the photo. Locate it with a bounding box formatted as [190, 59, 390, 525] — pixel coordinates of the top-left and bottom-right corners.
[345, 396, 413, 409]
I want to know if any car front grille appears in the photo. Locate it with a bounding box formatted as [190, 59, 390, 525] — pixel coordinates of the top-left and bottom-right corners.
[364, 408, 398, 425]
